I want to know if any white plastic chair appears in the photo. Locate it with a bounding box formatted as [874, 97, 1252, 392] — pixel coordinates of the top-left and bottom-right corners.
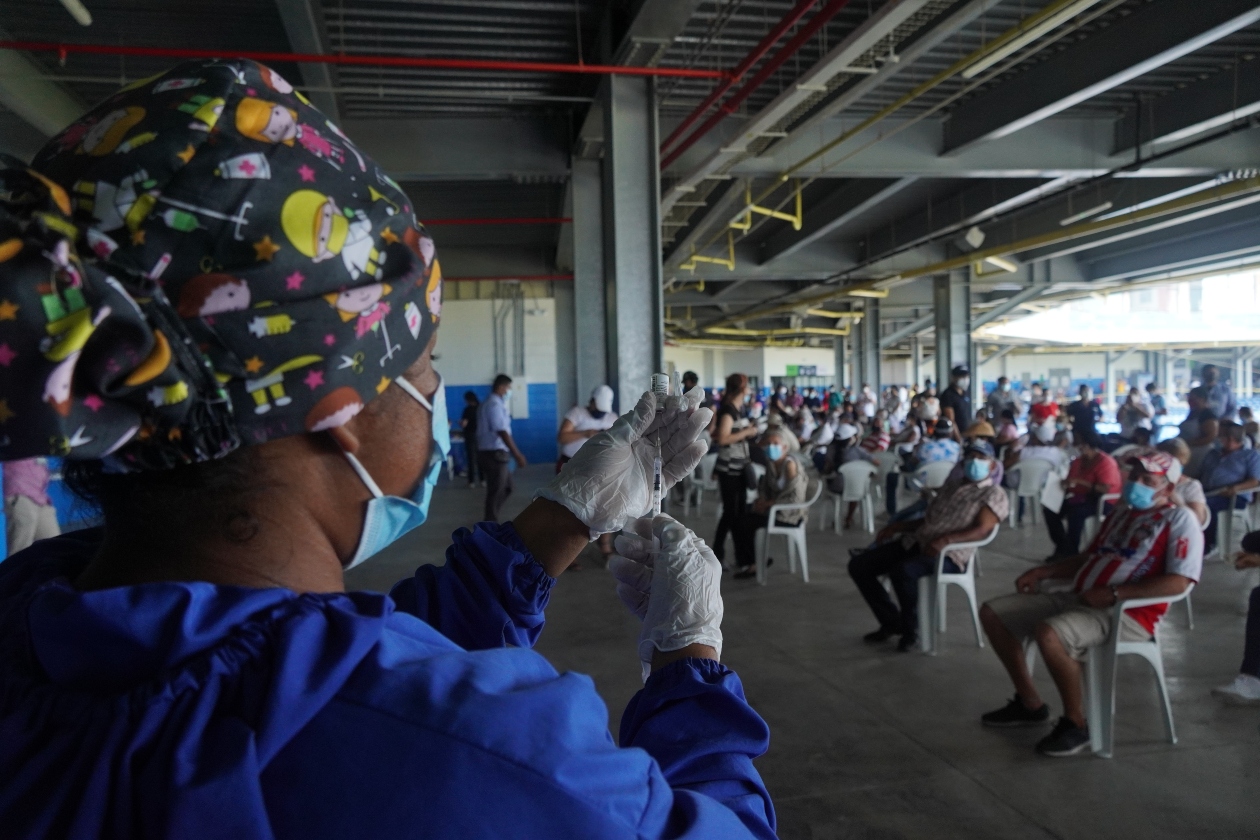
[755, 479, 823, 585]
[1078, 492, 1122, 552]
[1007, 458, 1054, 527]
[873, 450, 900, 501]
[821, 461, 877, 534]
[1087, 585, 1193, 758]
[684, 452, 719, 515]
[916, 525, 1000, 655]
[1217, 496, 1253, 562]
[914, 460, 955, 493]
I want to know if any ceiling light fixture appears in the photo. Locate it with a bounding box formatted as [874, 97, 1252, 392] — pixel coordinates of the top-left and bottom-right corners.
[983, 255, 1020, 273]
[57, 0, 93, 25]
[961, 0, 1101, 80]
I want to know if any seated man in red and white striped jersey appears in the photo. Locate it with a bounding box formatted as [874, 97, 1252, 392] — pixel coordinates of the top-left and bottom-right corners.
[977, 450, 1203, 757]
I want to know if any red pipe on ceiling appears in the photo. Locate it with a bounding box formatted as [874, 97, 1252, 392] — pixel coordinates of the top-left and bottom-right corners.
[659, 0, 853, 171]
[422, 217, 571, 226]
[0, 41, 730, 80]
[659, 0, 820, 156]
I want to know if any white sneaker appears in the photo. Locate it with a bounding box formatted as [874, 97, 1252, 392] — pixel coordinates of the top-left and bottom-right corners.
[1212, 674, 1260, 705]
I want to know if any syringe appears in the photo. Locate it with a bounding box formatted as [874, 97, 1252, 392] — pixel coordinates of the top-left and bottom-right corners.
[650, 373, 669, 516]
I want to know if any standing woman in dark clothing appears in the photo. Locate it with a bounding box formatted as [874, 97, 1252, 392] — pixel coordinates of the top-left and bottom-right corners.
[713, 373, 759, 564]
[460, 391, 480, 487]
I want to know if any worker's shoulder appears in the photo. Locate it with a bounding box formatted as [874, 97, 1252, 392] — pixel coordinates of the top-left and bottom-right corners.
[331, 616, 614, 757]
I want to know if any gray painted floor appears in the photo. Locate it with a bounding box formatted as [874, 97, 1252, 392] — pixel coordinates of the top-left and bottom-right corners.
[348, 465, 1260, 839]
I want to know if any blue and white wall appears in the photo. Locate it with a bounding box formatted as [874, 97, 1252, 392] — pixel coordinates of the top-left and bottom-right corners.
[434, 298, 560, 464]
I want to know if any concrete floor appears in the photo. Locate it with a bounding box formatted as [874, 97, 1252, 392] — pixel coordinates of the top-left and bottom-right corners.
[348, 465, 1260, 839]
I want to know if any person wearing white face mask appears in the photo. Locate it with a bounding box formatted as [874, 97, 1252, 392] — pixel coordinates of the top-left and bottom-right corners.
[476, 373, 529, 522]
[730, 431, 807, 580]
[939, 365, 973, 440]
[0, 60, 777, 840]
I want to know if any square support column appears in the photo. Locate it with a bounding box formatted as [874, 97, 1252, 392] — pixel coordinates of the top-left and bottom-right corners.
[855, 301, 881, 394]
[572, 158, 606, 404]
[833, 338, 846, 392]
[933, 269, 972, 394]
[602, 76, 664, 411]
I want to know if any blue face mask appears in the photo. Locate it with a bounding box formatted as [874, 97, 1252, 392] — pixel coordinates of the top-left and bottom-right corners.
[341, 375, 450, 569]
[765, 444, 783, 462]
[1122, 479, 1157, 510]
[964, 458, 991, 482]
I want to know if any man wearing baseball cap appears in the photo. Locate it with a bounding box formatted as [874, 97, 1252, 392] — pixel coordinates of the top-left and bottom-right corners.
[979, 449, 1203, 756]
[849, 439, 1007, 652]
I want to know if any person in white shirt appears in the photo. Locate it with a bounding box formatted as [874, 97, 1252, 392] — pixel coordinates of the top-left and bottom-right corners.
[556, 384, 618, 561]
[557, 385, 617, 469]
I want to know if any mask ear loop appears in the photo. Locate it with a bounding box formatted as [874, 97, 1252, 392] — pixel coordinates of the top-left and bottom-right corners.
[395, 376, 435, 413]
[340, 375, 441, 499]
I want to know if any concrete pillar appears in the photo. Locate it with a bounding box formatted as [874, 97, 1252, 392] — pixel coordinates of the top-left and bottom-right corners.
[600, 76, 664, 412]
[911, 335, 922, 390]
[855, 302, 880, 394]
[933, 269, 971, 393]
[833, 337, 846, 392]
[572, 158, 606, 404]
[554, 281, 576, 417]
[1163, 352, 1176, 399]
[1104, 351, 1116, 414]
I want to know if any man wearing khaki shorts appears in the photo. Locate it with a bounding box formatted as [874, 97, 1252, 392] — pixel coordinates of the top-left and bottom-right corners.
[978, 450, 1203, 757]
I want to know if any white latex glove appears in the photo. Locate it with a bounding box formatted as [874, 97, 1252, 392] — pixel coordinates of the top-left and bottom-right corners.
[607, 514, 723, 668]
[535, 386, 712, 537]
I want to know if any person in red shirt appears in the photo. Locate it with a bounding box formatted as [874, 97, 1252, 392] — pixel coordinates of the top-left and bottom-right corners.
[978, 451, 1202, 757]
[1042, 439, 1122, 560]
[1028, 384, 1059, 428]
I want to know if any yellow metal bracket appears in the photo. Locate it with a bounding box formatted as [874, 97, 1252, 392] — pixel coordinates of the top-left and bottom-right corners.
[730, 180, 803, 232]
[680, 230, 736, 272]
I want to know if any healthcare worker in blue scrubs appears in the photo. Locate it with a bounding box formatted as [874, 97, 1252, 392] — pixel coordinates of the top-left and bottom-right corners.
[0, 60, 775, 839]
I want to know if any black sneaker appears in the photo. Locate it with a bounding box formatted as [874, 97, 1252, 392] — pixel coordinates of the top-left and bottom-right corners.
[1035, 717, 1091, 757]
[896, 633, 918, 652]
[863, 627, 897, 644]
[981, 696, 1051, 727]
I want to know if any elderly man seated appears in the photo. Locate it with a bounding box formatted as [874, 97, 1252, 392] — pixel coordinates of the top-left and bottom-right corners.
[978, 451, 1202, 757]
[1199, 421, 1260, 555]
[849, 440, 1008, 652]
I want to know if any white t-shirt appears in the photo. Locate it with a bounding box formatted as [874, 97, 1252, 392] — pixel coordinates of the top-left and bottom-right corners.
[559, 405, 617, 458]
[1075, 503, 1203, 632]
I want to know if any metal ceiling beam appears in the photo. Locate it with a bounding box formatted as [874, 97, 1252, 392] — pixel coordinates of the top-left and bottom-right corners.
[770, 0, 998, 154]
[342, 115, 569, 180]
[879, 314, 934, 349]
[276, 0, 342, 122]
[971, 282, 1055, 329]
[1078, 202, 1260, 283]
[1114, 57, 1260, 155]
[728, 116, 1253, 179]
[0, 34, 86, 137]
[661, 0, 935, 213]
[759, 177, 916, 264]
[943, 0, 1260, 153]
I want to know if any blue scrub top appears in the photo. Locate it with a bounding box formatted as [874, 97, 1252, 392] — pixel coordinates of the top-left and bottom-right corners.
[0, 523, 775, 839]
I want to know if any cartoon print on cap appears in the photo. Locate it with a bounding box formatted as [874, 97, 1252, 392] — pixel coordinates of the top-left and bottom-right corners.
[236, 97, 348, 170]
[305, 386, 364, 432]
[246, 355, 322, 415]
[281, 190, 382, 281]
[176, 274, 251, 318]
[78, 107, 147, 156]
[178, 95, 225, 132]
